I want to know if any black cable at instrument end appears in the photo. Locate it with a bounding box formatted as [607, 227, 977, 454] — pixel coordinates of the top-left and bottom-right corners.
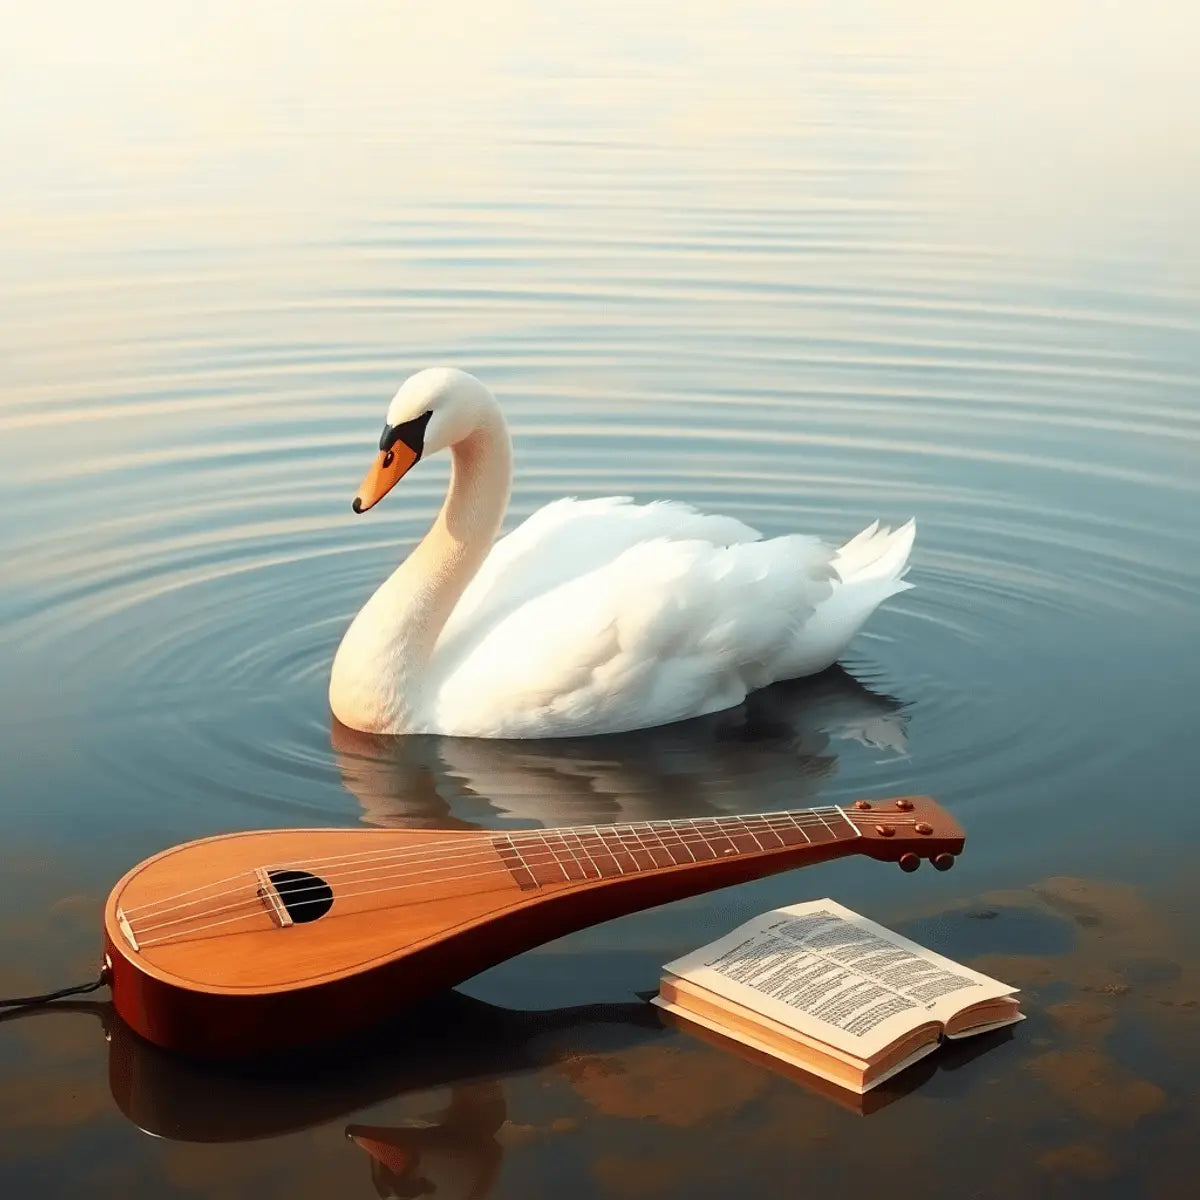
[0, 972, 108, 1010]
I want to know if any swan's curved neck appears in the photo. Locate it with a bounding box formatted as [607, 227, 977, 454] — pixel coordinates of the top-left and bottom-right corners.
[411, 409, 513, 648]
[331, 405, 512, 733]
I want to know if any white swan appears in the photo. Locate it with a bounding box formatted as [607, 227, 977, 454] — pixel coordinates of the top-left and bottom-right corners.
[329, 368, 915, 739]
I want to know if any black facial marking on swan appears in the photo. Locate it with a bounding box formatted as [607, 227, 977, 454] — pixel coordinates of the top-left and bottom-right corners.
[379, 410, 433, 456]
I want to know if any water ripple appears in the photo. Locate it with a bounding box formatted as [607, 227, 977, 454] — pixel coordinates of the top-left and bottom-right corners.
[3, 366, 1195, 837]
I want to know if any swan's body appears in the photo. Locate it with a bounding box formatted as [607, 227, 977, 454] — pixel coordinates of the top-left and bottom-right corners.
[330, 369, 914, 739]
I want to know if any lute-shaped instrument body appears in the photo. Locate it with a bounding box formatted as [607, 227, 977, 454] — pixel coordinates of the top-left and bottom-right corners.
[103, 796, 963, 1058]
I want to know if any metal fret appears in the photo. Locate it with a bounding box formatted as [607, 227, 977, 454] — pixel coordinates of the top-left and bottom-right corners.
[507, 808, 863, 886]
[553, 830, 589, 881]
[672, 823, 698, 862]
[761, 815, 788, 848]
[834, 805, 862, 839]
[619, 823, 654, 870]
[507, 837, 536, 878]
[592, 825, 627, 875]
[693, 817, 736, 857]
[733, 815, 767, 852]
[637, 821, 677, 868]
[652, 819, 696, 864]
[565, 828, 603, 878]
[683, 818, 716, 859]
[813, 808, 838, 839]
[495, 834, 542, 890]
[783, 811, 813, 843]
[538, 832, 572, 881]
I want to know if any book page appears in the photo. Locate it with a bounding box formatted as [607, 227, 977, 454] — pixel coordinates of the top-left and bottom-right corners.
[663, 898, 1018, 1059]
[652, 994, 942, 1095]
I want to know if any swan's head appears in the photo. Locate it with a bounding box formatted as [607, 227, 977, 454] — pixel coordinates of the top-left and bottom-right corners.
[352, 367, 495, 513]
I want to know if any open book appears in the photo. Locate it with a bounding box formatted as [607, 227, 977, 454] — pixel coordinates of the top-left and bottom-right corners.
[653, 899, 1023, 1094]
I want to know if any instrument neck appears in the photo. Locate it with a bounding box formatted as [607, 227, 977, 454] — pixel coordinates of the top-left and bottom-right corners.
[497, 807, 864, 889]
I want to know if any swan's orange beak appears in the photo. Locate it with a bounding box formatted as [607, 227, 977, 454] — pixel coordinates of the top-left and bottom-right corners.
[352, 444, 419, 513]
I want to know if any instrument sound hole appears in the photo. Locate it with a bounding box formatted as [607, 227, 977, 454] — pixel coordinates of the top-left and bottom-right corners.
[268, 869, 333, 923]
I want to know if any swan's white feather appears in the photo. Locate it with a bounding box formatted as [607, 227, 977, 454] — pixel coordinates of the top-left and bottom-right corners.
[329, 369, 916, 740]
[420, 500, 914, 738]
[436, 496, 760, 659]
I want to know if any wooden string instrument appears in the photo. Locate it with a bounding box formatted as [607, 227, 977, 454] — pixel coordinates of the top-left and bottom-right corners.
[103, 796, 963, 1058]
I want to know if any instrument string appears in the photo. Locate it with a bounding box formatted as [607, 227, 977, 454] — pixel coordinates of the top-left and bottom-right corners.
[134, 831, 847, 946]
[122, 805, 906, 921]
[125, 811, 907, 928]
[130, 816, 920, 944]
[138, 858, 591, 946]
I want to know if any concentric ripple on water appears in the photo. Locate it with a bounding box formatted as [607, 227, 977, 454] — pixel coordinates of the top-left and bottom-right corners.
[2, 0, 1199, 919]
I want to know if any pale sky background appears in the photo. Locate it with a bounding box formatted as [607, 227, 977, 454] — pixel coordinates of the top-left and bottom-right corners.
[2, 0, 1197, 260]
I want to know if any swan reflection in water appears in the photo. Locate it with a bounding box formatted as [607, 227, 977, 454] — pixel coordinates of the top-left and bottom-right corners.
[330, 665, 909, 830]
[345, 1081, 507, 1200]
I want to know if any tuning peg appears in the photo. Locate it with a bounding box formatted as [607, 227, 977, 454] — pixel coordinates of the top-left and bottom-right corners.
[898, 854, 920, 872]
[932, 854, 955, 871]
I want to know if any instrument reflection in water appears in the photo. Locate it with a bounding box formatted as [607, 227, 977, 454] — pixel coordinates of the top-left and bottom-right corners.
[0, 985, 1017, 1200]
[2, 992, 660, 1198]
[0, 989, 659, 1140]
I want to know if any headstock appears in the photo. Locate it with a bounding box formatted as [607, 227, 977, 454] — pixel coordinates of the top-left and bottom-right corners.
[848, 795, 964, 872]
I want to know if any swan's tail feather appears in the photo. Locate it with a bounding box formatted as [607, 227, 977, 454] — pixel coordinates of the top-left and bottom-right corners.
[769, 519, 916, 680]
[831, 518, 916, 588]
[763, 518, 912, 686]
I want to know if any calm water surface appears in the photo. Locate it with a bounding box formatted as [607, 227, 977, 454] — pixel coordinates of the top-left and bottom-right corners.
[2, 3, 1199, 1197]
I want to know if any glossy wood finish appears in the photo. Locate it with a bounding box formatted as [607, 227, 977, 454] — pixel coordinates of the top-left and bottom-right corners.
[103, 796, 963, 1058]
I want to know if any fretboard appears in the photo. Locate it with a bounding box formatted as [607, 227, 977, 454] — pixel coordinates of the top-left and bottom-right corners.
[492, 807, 860, 890]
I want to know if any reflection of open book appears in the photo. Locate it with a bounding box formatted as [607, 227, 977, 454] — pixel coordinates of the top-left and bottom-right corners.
[654, 899, 1023, 1095]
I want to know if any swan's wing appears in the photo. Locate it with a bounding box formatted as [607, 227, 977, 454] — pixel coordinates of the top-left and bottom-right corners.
[428, 533, 839, 738]
[434, 497, 761, 663]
